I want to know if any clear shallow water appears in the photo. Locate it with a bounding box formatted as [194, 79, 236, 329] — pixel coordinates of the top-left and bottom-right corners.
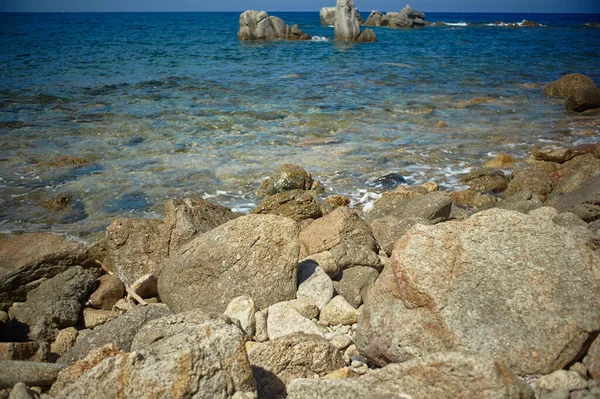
[1, 12, 599, 236]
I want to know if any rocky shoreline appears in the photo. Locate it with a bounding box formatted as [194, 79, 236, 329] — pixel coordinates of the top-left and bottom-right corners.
[1, 72, 600, 398]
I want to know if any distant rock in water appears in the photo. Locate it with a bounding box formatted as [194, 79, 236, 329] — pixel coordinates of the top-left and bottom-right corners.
[238, 10, 311, 41]
[491, 20, 541, 28]
[585, 22, 600, 27]
[320, 6, 364, 25]
[365, 4, 426, 28]
[334, 0, 377, 42]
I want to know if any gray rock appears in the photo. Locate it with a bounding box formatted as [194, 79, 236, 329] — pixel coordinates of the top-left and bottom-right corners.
[333, 266, 379, 308]
[8, 382, 35, 399]
[551, 154, 600, 196]
[258, 164, 315, 197]
[503, 167, 556, 200]
[224, 295, 256, 338]
[365, 5, 426, 28]
[334, 0, 361, 41]
[364, 10, 384, 26]
[255, 309, 269, 342]
[252, 189, 331, 223]
[461, 169, 509, 193]
[543, 73, 596, 98]
[0, 361, 65, 389]
[567, 87, 600, 112]
[287, 352, 534, 399]
[58, 304, 171, 365]
[356, 208, 600, 375]
[584, 334, 600, 379]
[365, 191, 452, 223]
[495, 190, 543, 214]
[549, 174, 600, 222]
[267, 302, 323, 340]
[533, 148, 576, 164]
[297, 262, 334, 310]
[238, 10, 311, 41]
[370, 216, 428, 256]
[6, 266, 95, 342]
[0, 233, 94, 311]
[88, 274, 124, 310]
[55, 310, 257, 399]
[247, 333, 345, 399]
[553, 212, 588, 228]
[320, 6, 363, 25]
[159, 214, 299, 313]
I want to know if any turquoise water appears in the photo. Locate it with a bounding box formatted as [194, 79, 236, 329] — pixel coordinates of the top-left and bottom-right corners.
[1, 12, 599, 235]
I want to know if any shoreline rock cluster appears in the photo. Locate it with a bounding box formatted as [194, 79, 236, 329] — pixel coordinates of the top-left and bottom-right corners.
[365, 4, 426, 28]
[1, 74, 600, 398]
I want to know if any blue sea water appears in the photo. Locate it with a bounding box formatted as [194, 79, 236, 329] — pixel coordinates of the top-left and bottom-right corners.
[0, 11, 599, 236]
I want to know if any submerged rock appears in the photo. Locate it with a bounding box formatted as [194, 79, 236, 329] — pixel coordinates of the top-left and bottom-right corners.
[365, 4, 426, 28]
[238, 10, 311, 41]
[543, 73, 597, 98]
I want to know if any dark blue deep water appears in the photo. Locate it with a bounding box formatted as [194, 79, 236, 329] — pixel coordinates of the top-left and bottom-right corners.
[0, 12, 599, 235]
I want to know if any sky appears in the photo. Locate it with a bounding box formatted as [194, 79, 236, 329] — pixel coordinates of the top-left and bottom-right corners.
[1, 0, 600, 13]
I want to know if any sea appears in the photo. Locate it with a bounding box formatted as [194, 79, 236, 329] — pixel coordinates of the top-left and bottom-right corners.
[1, 11, 599, 237]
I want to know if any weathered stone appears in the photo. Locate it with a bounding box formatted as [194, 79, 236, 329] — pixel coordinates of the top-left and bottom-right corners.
[553, 212, 588, 229]
[0, 361, 65, 389]
[159, 214, 299, 313]
[5, 267, 95, 342]
[543, 73, 596, 98]
[287, 352, 534, 399]
[258, 164, 314, 197]
[567, 87, 600, 112]
[332, 266, 379, 308]
[54, 310, 257, 399]
[584, 334, 600, 380]
[247, 333, 344, 399]
[255, 309, 269, 342]
[356, 208, 600, 375]
[267, 302, 323, 340]
[551, 154, 600, 195]
[365, 191, 452, 224]
[461, 169, 509, 193]
[0, 342, 49, 362]
[297, 262, 334, 310]
[334, 0, 361, 41]
[272, 298, 319, 320]
[51, 328, 78, 357]
[252, 190, 330, 223]
[330, 335, 353, 350]
[495, 190, 543, 214]
[82, 308, 119, 329]
[238, 10, 312, 41]
[485, 153, 516, 169]
[325, 195, 351, 210]
[503, 167, 556, 200]
[319, 296, 358, 326]
[129, 274, 158, 299]
[533, 148, 576, 164]
[549, 174, 600, 222]
[224, 295, 256, 338]
[537, 370, 588, 391]
[365, 5, 426, 28]
[88, 275, 124, 310]
[0, 233, 94, 311]
[320, 6, 363, 25]
[58, 304, 171, 365]
[8, 382, 36, 399]
[370, 216, 428, 256]
[569, 362, 588, 379]
[356, 28, 377, 43]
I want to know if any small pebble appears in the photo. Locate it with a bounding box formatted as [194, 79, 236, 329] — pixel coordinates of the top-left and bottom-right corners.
[350, 354, 366, 364]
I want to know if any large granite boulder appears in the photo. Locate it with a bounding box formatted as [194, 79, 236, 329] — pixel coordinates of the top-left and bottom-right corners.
[252, 190, 330, 223]
[566, 86, 600, 112]
[365, 5, 426, 28]
[355, 208, 600, 375]
[543, 73, 597, 98]
[159, 214, 299, 313]
[365, 191, 452, 223]
[5, 266, 95, 342]
[287, 352, 534, 399]
[54, 311, 257, 399]
[370, 216, 428, 256]
[548, 173, 600, 222]
[333, 0, 375, 42]
[0, 233, 94, 311]
[247, 333, 344, 399]
[320, 6, 364, 25]
[238, 10, 311, 41]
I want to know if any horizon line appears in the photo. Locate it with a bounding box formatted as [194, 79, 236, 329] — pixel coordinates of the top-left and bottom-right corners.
[2, 10, 600, 14]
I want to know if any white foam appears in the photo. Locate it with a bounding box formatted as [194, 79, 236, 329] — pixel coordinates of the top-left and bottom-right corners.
[443, 22, 468, 27]
[311, 36, 329, 42]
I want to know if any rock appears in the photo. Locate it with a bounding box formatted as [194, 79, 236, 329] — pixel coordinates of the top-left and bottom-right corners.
[252, 190, 330, 223]
[503, 167, 556, 200]
[58, 304, 170, 365]
[540, 389, 570, 399]
[533, 148, 576, 164]
[247, 333, 345, 399]
[255, 309, 269, 342]
[5, 266, 95, 342]
[88, 275, 124, 310]
[485, 153, 516, 168]
[553, 212, 588, 229]
[551, 156, 600, 196]
[334, 0, 361, 41]
[54, 310, 257, 399]
[325, 195, 351, 210]
[461, 169, 509, 193]
[267, 302, 323, 340]
[238, 10, 311, 41]
[51, 328, 78, 357]
[567, 87, 600, 113]
[297, 262, 334, 310]
[365, 191, 452, 223]
[365, 5, 426, 28]
[159, 214, 299, 313]
[537, 370, 588, 391]
[272, 298, 319, 320]
[0, 361, 65, 389]
[355, 28, 377, 42]
[495, 190, 543, 214]
[330, 335, 353, 350]
[258, 164, 315, 197]
[319, 296, 358, 326]
[370, 216, 428, 256]
[549, 174, 600, 222]
[224, 295, 256, 337]
[82, 308, 120, 329]
[0, 233, 94, 311]
[8, 382, 36, 399]
[323, 367, 359, 379]
[584, 334, 600, 379]
[129, 274, 158, 299]
[543, 73, 596, 98]
[569, 362, 588, 379]
[364, 10, 384, 26]
[287, 352, 534, 399]
[320, 6, 363, 25]
[356, 208, 600, 375]
[332, 266, 379, 308]
[0, 342, 49, 362]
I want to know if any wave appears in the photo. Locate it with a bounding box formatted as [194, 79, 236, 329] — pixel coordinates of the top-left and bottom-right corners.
[485, 19, 544, 27]
[311, 36, 329, 42]
[443, 22, 468, 27]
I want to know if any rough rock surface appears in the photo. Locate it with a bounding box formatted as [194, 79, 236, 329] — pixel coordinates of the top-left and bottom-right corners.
[88, 275, 124, 310]
[332, 266, 379, 308]
[6, 266, 95, 342]
[287, 352, 534, 399]
[296, 262, 334, 310]
[543, 73, 597, 98]
[370, 216, 428, 256]
[267, 303, 323, 340]
[159, 214, 299, 313]
[503, 167, 556, 200]
[536, 370, 587, 391]
[461, 169, 509, 193]
[0, 341, 49, 362]
[0, 233, 94, 310]
[0, 361, 65, 389]
[356, 209, 600, 375]
[365, 5, 426, 28]
[584, 334, 600, 380]
[334, 0, 362, 41]
[365, 191, 452, 223]
[549, 173, 600, 222]
[224, 295, 256, 337]
[54, 311, 257, 399]
[238, 11, 311, 41]
[320, 6, 363, 25]
[566, 86, 600, 112]
[319, 295, 358, 326]
[247, 333, 344, 399]
[252, 190, 330, 223]
[58, 304, 171, 365]
[258, 164, 316, 197]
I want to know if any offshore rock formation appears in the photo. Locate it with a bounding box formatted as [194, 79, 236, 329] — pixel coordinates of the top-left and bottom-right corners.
[334, 0, 377, 42]
[365, 4, 426, 28]
[320, 6, 364, 25]
[238, 10, 311, 41]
